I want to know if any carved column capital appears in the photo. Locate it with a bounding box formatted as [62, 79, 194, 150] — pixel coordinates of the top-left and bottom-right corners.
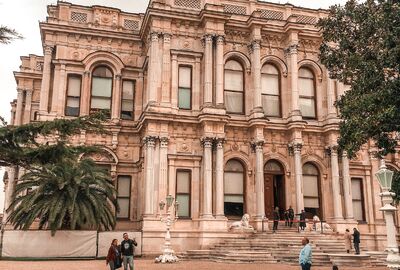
[215, 138, 225, 149]
[201, 34, 213, 47]
[162, 33, 172, 42]
[143, 136, 157, 148]
[284, 43, 299, 56]
[201, 137, 214, 148]
[150, 32, 159, 42]
[84, 70, 91, 77]
[288, 142, 302, 155]
[247, 40, 261, 54]
[16, 88, 24, 95]
[25, 89, 33, 97]
[215, 35, 225, 45]
[325, 144, 339, 156]
[44, 45, 54, 55]
[251, 140, 264, 152]
[115, 74, 122, 80]
[160, 137, 169, 148]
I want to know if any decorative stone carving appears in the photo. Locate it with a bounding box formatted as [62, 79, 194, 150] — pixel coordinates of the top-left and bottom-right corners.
[229, 214, 254, 232]
[310, 215, 333, 232]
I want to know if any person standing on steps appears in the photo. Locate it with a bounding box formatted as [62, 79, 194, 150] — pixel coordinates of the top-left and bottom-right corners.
[299, 237, 312, 270]
[353, 228, 361, 255]
[284, 209, 290, 227]
[273, 206, 280, 232]
[288, 206, 295, 227]
[121, 233, 138, 270]
[299, 210, 306, 231]
[344, 229, 352, 253]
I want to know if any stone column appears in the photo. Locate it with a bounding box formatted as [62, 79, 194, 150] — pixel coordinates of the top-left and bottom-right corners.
[342, 151, 354, 219]
[203, 34, 213, 106]
[291, 143, 304, 214]
[112, 74, 122, 120]
[215, 35, 224, 107]
[15, 89, 24, 126]
[161, 33, 171, 104]
[286, 44, 301, 117]
[23, 89, 33, 124]
[327, 75, 337, 118]
[148, 32, 159, 105]
[215, 139, 225, 218]
[250, 40, 262, 111]
[39, 45, 54, 114]
[3, 167, 16, 221]
[329, 145, 343, 219]
[158, 137, 169, 213]
[51, 64, 66, 115]
[254, 141, 265, 218]
[81, 71, 91, 115]
[201, 137, 213, 218]
[171, 54, 178, 109]
[144, 136, 157, 216]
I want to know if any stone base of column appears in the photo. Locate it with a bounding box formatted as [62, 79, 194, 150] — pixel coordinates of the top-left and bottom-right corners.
[249, 107, 264, 119]
[326, 218, 355, 233]
[289, 110, 302, 122]
[142, 216, 161, 231]
[198, 216, 228, 231]
[252, 217, 268, 232]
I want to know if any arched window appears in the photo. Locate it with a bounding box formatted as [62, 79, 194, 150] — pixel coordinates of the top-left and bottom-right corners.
[91, 66, 113, 117]
[298, 68, 316, 118]
[224, 159, 244, 216]
[224, 60, 244, 114]
[302, 163, 321, 218]
[261, 64, 280, 117]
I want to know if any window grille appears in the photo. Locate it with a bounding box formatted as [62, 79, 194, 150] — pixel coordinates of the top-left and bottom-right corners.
[71, 12, 88, 23]
[124, 19, 139, 30]
[223, 4, 247, 15]
[257, 9, 284, 20]
[174, 0, 201, 9]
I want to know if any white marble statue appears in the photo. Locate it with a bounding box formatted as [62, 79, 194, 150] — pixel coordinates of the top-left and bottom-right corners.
[229, 214, 254, 231]
[311, 215, 333, 232]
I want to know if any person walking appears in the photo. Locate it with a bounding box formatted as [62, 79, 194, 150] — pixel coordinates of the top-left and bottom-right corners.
[273, 207, 280, 232]
[106, 239, 121, 270]
[353, 228, 361, 255]
[121, 233, 138, 270]
[300, 210, 306, 231]
[288, 206, 295, 227]
[299, 237, 312, 270]
[344, 229, 352, 253]
[284, 210, 289, 227]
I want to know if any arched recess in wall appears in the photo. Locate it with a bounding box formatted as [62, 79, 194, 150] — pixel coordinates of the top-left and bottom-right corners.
[298, 59, 323, 82]
[261, 55, 288, 77]
[80, 146, 119, 181]
[264, 153, 290, 175]
[224, 51, 251, 73]
[82, 51, 125, 74]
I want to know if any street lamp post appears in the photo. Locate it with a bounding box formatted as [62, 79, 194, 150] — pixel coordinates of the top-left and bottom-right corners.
[375, 159, 400, 270]
[155, 194, 180, 263]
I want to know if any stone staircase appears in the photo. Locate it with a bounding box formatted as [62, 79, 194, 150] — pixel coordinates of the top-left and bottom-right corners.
[180, 228, 383, 267]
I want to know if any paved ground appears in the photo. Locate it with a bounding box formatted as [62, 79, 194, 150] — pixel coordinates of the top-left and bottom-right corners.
[0, 259, 388, 270]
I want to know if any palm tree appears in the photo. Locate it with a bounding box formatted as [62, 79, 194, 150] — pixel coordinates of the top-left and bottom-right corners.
[6, 158, 118, 235]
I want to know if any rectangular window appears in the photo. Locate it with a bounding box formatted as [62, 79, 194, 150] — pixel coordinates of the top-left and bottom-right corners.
[351, 178, 366, 222]
[176, 170, 191, 218]
[261, 73, 280, 117]
[178, 66, 192, 109]
[117, 176, 131, 219]
[303, 175, 320, 208]
[121, 80, 135, 120]
[65, 75, 82, 116]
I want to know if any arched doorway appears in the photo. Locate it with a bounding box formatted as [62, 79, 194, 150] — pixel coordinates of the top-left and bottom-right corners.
[264, 160, 285, 219]
[302, 162, 323, 219]
[224, 159, 245, 217]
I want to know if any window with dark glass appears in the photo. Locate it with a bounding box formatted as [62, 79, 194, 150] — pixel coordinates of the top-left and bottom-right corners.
[121, 80, 135, 120]
[298, 68, 316, 118]
[224, 60, 244, 114]
[351, 178, 366, 221]
[302, 163, 321, 217]
[261, 64, 280, 117]
[178, 66, 192, 109]
[91, 66, 113, 117]
[117, 175, 131, 219]
[224, 159, 244, 216]
[65, 75, 81, 116]
[176, 170, 191, 218]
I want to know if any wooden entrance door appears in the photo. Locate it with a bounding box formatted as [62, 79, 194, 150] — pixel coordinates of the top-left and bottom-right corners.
[264, 173, 274, 219]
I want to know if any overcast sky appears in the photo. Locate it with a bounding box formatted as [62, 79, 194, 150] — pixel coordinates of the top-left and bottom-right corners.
[0, 0, 348, 213]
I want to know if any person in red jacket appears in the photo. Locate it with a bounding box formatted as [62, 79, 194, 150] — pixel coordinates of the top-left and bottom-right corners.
[106, 239, 121, 270]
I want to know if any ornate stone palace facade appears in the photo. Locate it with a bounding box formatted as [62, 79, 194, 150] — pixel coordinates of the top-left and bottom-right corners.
[3, 0, 399, 253]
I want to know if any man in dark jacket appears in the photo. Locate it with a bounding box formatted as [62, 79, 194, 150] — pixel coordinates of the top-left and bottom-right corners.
[273, 207, 280, 232]
[288, 206, 295, 227]
[121, 233, 138, 270]
[353, 228, 361, 254]
[300, 210, 306, 231]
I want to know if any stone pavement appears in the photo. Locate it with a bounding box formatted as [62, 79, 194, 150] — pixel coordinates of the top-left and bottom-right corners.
[0, 259, 388, 270]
